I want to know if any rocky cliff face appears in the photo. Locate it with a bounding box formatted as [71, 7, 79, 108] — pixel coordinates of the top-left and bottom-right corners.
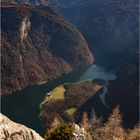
[1, 4, 93, 94]
[49, 0, 139, 70]
[0, 113, 44, 140]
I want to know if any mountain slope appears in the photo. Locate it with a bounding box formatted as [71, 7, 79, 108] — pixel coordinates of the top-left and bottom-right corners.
[49, 0, 139, 70]
[1, 4, 93, 94]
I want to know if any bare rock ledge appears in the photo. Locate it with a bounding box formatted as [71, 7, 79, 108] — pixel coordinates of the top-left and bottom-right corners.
[0, 113, 44, 140]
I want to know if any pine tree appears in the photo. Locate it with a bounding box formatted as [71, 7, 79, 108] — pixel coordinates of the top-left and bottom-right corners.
[91, 106, 126, 140]
[103, 106, 125, 140]
[80, 112, 90, 131]
[126, 124, 140, 140]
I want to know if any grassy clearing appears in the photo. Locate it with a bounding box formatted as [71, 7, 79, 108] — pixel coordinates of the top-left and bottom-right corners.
[47, 86, 66, 101]
[66, 108, 77, 115]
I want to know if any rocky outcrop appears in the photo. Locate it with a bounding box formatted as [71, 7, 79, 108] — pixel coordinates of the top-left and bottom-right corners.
[0, 113, 44, 140]
[1, 4, 93, 94]
[72, 124, 92, 140]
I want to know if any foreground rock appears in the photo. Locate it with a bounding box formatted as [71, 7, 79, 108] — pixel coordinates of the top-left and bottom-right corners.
[0, 113, 44, 140]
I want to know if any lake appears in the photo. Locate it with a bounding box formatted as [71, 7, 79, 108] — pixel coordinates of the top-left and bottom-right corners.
[1, 64, 116, 136]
